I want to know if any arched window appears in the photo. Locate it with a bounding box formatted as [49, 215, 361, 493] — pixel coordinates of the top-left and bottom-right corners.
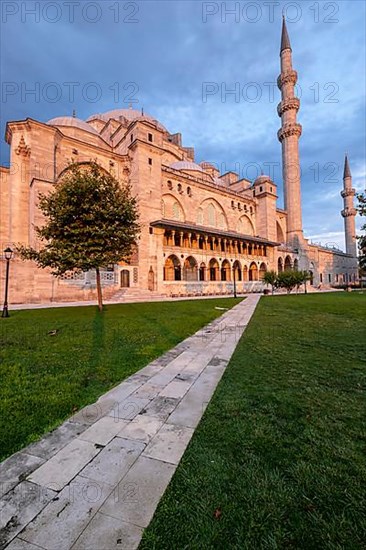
[243, 265, 248, 281]
[221, 260, 231, 281]
[284, 256, 292, 270]
[199, 262, 206, 281]
[233, 260, 242, 281]
[259, 262, 267, 279]
[173, 202, 181, 220]
[293, 258, 299, 271]
[218, 212, 225, 229]
[183, 256, 198, 281]
[207, 203, 216, 226]
[197, 208, 203, 225]
[209, 258, 219, 281]
[249, 262, 258, 281]
[278, 257, 283, 273]
[164, 255, 181, 281]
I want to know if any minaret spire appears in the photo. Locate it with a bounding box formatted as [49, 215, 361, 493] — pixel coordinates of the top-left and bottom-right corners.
[343, 154, 351, 179]
[341, 154, 357, 256]
[280, 16, 292, 53]
[277, 18, 303, 247]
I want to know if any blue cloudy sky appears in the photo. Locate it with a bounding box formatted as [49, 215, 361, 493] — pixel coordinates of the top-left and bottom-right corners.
[1, 0, 365, 250]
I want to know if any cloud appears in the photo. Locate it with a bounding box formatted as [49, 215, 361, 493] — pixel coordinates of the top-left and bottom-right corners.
[1, 0, 365, 251]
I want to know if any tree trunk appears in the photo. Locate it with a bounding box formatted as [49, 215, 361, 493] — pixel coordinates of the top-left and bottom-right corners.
[96, 267, 103, 312]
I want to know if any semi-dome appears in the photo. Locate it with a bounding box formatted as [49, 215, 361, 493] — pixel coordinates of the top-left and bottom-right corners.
[87, 108, 167, 132]
[170, 161, 204, 172]
[47, 116, 98, 135]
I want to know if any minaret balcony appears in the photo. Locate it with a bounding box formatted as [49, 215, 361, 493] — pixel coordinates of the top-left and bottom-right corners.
[341, 207, 357, 218]
[341, 188, 355, 198]
[277, 97, 300, 117]
[277, 122, 302, 142]
[277, 70, 298, 90]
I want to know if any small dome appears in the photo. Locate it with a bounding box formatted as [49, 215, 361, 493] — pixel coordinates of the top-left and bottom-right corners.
[47, 116, 98, 135]
[170, 161, 204, 172]
[87, 108, 167, 132]
[254, 174, 272, 185]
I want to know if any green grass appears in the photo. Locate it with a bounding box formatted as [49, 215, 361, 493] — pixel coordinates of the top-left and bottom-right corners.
[140, 293, 366, 550]
[0, 298, 241, 461]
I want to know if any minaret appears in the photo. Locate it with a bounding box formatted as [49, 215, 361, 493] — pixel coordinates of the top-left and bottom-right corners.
[341, 155, 357, 256]
[277, 17, 303, 246]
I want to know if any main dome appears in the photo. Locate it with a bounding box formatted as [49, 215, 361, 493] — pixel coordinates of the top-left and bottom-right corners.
[87, 108, 167, 132]
[47, 116, 98, 134]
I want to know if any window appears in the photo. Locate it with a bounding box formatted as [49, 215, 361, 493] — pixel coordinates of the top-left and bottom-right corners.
[320, 273, 323, 283]
[187, 186, 192, 196]
[328, 273, 331, 283]
[149, 227, 153, 235]
[207, 204, 216, 226]
[231, 200, 235, 209]
[260, 186, 263, 192]
[270, 186, 273, 192]
[173, 202, 181, 220]
[197, 208, 203, 225]
[336, 274, 339, 282]
[148, 133, 153, 142]
[130, 134, 133, 142]
[177, 183, 182, 193]
[148, 158, 152, 165]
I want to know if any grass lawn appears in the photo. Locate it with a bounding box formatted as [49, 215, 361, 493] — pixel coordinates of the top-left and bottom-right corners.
[140, 293, 366, 550]
[0, 297, 241, 461]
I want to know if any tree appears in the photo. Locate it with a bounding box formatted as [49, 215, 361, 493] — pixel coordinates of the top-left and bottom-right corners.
[276, 270, 298, 294]
[18, 162, 140, 311]
[262, 270, 278, 295]
[356, 191, 366, 275]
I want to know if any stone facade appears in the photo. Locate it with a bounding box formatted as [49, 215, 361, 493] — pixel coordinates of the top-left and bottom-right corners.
[0, 20, 358, 305]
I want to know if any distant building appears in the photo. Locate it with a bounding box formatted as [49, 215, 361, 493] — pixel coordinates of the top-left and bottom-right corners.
[0, 19, 358, 304]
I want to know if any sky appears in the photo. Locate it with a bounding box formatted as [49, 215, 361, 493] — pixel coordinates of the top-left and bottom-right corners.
[1, 0, 365, 251]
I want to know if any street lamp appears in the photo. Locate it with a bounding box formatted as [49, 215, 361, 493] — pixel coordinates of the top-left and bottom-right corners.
[2, 247, 13, 318]
[233, 260, 237, 298]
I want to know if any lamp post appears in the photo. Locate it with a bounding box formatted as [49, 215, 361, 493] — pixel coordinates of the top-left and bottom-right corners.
[233, 260, 237, 298]
[2, 247, 13, 318]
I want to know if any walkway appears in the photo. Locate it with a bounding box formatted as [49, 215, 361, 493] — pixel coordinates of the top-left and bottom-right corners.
[1, 295, 260, 550]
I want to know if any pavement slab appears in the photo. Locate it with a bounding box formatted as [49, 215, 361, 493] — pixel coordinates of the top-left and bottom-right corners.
[0, 481, 56, 548]
[71, 512, 143, 550]
[27, 439, 102, 491]
[79, 438, 145, 487]
[1, 295, 261, 550]
[19, 476, 113, 550]
[0, 454, 45, 500]
[99, 456, 176, 528]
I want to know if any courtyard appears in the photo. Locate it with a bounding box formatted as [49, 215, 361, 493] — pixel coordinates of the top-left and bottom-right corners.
[0, 292, 365, 549]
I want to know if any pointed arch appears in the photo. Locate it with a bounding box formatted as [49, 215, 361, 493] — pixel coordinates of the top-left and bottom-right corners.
[238, 215, 255, 236]
[162, 194, 186, 222]
[183, 256, 198, 281]
[276, 221, 285, 243]
[233, 260, 242, 281]
[199, 198, 228, 230]
[209, 258, 219, 281]
[249, 262, 258, 281]
[284, 255, 292, 270]
[278, 257, 283, 273]
[259, 262, 267, 279]
[221, 259, 231, 281]
[164, 255, 181, 281]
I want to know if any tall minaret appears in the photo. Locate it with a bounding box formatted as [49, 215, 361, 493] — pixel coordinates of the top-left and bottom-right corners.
[341, 155, 357, 256]
[277, 17, 303, 246]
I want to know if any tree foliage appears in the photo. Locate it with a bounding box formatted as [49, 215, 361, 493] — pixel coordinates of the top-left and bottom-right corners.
[262, 270, 278, 295]
[265, 270, 310, 295]
[18, 162, 140, 310]
[356, 191, 366, 272]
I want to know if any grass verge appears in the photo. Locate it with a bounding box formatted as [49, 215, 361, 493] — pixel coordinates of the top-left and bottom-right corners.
[140, 293, 366, 549]
[0, 298, 241, 461]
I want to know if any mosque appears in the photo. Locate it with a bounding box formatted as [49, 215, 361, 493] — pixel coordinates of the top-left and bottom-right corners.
[0, 19, 358, 304]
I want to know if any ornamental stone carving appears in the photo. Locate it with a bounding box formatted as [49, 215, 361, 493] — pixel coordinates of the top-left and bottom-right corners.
[277, 97, 300, 117]
[341, 207, 357, 218]
[341, 188, 355, 198]
[15, 135, 31, 157]
[277, 123, 302, 142]
[277, 70, 298, 90]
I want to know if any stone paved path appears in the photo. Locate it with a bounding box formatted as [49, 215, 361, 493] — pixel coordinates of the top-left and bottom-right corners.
[0, 295, 260, 550]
